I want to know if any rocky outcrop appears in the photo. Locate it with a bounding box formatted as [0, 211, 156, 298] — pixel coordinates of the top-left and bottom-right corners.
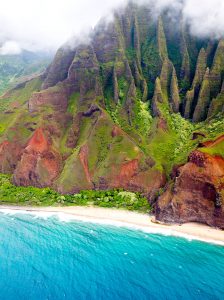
[170, 67, 180, 113]
[157, 17, 168, 61]
[113, 67, 119, 103]
[152, 78, 164, 117]
[104, 159, 166, 197]
[133, 16, 141, 69]
[42, 47, 76, 89]
[160, 58, 173, 97]
[184, 89, 195, 119]
[67, 45, 101, 95]
[193, 68, 211, 122]
[155, 150, 224, 228]
[13, 128, 61, 187]
[93, 20, 125, 64]
[208, 91, 224, 118]
[192, 48, 207, 88]
[180, 32, 191, 88]
[29, 84, 70, 112]
[209, 39, 224, 99]
[0, 141, 23, 173]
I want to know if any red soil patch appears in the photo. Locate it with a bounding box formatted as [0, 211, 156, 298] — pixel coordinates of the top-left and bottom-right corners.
[26, 128, 49, 153]
[79, 144, 91, 183]
[0, 141, 10, 151]
[202, 134, 224, 148]
[119, 159, 139, 181]
[111, 126, 124, 138]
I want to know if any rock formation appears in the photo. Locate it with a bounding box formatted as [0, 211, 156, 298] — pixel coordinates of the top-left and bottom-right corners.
[156, 143, 224, 229]
[0, 2, 223, 228]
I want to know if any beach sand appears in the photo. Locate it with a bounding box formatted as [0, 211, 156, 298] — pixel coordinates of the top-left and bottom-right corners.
[0, 205, 224, 245]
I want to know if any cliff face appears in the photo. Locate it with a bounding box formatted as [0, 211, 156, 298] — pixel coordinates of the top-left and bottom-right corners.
[156, 144, 224, 228]
[0, 2, 223, 227]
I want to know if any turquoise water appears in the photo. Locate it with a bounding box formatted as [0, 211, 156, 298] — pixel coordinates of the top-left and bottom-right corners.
[0, 212, 224, 300]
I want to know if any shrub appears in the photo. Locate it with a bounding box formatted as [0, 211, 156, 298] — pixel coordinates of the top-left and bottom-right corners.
[0, 174, 151, 213]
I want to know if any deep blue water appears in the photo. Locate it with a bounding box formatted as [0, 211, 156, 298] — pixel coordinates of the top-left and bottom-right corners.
[0, 212, 224, 300]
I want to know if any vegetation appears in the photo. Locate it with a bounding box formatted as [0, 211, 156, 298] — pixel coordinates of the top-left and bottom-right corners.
[202, 114, 224, 139]
[148, 104, 197, 173]
[67, 92, 79, 114]
[0, 174, 151, 213]
[0, 5, 223, 211]
[200, 140, 224, 157]
[132, 89, 153, 137]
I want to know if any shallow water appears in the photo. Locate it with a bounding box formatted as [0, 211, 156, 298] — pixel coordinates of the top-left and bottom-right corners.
[0, 211, 224, 300]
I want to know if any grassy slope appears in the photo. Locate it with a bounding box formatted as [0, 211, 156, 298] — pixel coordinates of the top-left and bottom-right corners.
[0, 58, 223, 197]
[200, 140, 224, 157]
[0, 77, 43, 144]
[0, 11, 223, 203]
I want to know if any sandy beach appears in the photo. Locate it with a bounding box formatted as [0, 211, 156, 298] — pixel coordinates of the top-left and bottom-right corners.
[0, 205, 224, 246]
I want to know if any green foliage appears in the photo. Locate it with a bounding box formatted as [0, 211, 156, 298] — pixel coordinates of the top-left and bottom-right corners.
[0, 174, 58, 206]
[126, 47, 136, 61]
[142, 37, 162, 96]
[71, 190, 151, 212]
[201, 114, 224, 139]
[0, 76, 42, 113]
[149, 110, 197, 173]
[67, 92, 79, 114]
[169, 112, 196, 161]
[0, 174, 151, 212]
[118, 77, 128, 104]
[0, 124, 6, 135]
[88, 117, 113, 171]
[132, 90, 152, 137]
[200, 140, 224, 157]
[0, 77, 43, 141]
[105, 100, 120, 125]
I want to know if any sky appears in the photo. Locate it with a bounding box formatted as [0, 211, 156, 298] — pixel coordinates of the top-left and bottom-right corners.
[0, 0, 223, 55]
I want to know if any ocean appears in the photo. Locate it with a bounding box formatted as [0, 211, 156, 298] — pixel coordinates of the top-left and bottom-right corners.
[0, 211, 224, 300]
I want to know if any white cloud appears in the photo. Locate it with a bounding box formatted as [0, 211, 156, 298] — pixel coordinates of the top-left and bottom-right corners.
[0, 0, 223, 54]
[0, 0, 126, 53]
[183, 0, 224, 38]
[0, 41, 22, 55]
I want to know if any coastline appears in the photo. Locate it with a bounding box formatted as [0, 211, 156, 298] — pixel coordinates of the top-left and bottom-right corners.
[0, 205, 224, 246]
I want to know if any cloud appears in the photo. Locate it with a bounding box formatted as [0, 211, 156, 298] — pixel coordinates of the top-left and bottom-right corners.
[0, 0, 127, 53]
[183, 0, 224, 38]
[0, 0, 223, 54]
[0, 41, 22, 55]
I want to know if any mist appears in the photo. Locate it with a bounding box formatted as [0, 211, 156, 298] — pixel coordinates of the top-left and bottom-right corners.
[0, 0, 223, 55]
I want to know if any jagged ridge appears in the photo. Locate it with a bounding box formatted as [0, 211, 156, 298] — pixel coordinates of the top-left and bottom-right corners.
[0, 2, 223, 228]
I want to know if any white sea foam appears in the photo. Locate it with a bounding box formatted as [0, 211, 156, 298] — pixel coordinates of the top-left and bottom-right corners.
[0, 208, 224, 246]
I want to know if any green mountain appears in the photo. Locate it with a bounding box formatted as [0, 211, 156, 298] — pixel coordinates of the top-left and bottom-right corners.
[0, 50, 51, 95]
[0, 2, 223, 227]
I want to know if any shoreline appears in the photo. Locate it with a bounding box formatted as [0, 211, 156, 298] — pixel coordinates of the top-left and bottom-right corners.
[0, 205, 224, 246]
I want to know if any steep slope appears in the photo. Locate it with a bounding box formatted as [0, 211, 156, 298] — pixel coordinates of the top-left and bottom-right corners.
[0, 2, 223, 227]
[156, 138, 224, 228]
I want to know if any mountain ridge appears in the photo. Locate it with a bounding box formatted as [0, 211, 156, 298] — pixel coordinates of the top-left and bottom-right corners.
[0, 2, 223, 228]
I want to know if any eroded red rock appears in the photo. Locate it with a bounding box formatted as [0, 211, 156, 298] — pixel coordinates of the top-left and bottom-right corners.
[13, 128, 61, 187]
[79, 144, 91, 183]
[155, 150, 224, 228]
[0, 141, 23, 173]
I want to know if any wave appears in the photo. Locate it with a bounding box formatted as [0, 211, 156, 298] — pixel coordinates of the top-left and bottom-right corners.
[0, 207, 224, 246]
